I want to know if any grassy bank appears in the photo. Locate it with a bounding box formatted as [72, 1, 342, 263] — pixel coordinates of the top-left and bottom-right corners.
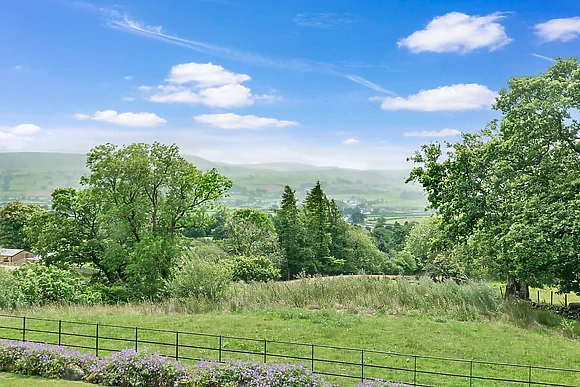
[0, 373, 84, 386]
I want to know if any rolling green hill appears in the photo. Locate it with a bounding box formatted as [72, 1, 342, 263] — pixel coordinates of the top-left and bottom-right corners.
[0, 152, 427, 219]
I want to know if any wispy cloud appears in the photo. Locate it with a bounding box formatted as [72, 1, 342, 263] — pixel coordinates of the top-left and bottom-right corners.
[294, 13, 360, 28]
[531, 53, 556, 63]
[534, 17, 580, 42]
[78, 4, 393, 94]
[75, 110, 166, 127]
[342, 138, 359, 144]
[346, 75, 395, 95]
[404, 128, 461, 137]
[194, 113, 298, 129]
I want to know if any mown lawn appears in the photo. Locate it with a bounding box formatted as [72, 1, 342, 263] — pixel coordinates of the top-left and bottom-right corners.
[0, 373, 84, 386]
[1, 307, 579, 386]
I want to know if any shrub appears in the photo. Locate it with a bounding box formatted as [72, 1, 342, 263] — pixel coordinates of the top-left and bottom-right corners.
[166, 256, 233, 300]
[0, 340, 97, 379]
[0, 268, 20, 309]
[88, 348, 190, 387]
[11, 264, 101, 305]
[193, 359, 328, 387]
[229, 255, 281, 282]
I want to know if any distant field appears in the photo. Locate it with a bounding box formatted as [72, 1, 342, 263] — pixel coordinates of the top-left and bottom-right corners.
[0, 152, 427, 211]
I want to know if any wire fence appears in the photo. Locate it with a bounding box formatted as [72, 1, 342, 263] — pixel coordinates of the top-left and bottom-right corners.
[0, 314, 579, 387]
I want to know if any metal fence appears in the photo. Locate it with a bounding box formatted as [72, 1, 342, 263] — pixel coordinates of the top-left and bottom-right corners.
[0, 314, 578, 387]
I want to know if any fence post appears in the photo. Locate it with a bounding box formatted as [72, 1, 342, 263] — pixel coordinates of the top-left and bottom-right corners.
[263, 340, 267, 363]
[361, 349, 364, 382]
[22, 316, 26, 342]
[551, 291, 553, 305]
[537, 290, 540, 303]
[414, 356, 417, 386]
[219, 336, 222, 363]
[311, 344, 315, 372]
[175, 331, 179, 360]
[58, 320, 62, 346]
[565, 294, 568, 307]
[528, 365, 532, 386]
[95, 324, 99, 357]
[469, 360, 473, 387]
[135, 327, 138, 352]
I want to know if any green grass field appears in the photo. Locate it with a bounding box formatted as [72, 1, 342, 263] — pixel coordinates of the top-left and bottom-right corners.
[0, 373, 84, 386]
[1, 303, 579, 386]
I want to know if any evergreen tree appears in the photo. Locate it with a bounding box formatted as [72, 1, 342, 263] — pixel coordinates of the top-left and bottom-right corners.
[274, 186, 309, 279]
[303, 181, 333, 274]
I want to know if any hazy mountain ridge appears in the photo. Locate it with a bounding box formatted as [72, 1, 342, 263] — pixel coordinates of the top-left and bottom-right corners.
[0, 152, 426, 210]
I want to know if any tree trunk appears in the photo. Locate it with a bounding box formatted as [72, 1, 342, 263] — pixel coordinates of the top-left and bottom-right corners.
[505, 274, 529, 300]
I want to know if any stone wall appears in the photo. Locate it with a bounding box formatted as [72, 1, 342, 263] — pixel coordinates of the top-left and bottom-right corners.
[530, 301, 580, 321]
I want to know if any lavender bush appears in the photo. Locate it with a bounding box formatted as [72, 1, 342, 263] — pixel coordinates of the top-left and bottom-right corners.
[0, 340, 409, 387]
[193, 359, 330, 387]
[87, 348, 191, 387]
[0, 339, 97, 378]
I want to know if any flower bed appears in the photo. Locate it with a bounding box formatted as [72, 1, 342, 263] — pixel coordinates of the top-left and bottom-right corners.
[0, 340, 408, 387]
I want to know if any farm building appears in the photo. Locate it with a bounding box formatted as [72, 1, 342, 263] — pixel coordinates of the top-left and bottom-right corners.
[0, 248, 39, 265]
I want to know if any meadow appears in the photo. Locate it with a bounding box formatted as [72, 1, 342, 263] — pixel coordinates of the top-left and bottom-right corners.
[1, 277, 580, 386]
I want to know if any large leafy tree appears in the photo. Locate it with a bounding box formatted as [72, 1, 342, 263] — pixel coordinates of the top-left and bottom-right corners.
[0, 201, 46, 250]
[408, 58, 580, 296]
[28, 142, 232, 294]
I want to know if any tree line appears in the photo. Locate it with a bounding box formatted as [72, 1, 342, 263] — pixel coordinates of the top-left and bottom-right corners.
[0, 142, 416, 301]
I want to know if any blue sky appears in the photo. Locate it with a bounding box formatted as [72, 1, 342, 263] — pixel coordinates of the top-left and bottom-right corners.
[1, 0, 579, 169]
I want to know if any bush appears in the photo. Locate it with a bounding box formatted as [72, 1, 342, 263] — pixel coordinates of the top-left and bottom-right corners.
[0, 340, 97, 379]
[166, 256, 233, 300]
[229, 255, 281, 282]
[11, 264, 101, 305]
[193, 359, 328, 387]
[88, 348, 190, 387]
[0, 268, 20, 309]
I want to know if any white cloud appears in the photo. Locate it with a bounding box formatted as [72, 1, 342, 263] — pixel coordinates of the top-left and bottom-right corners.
[138, 85, 152, 91]
[149, 62, 260, 108]
[0, 124, 42, 150]
[124, 75, 134, 81]
[122, 97, 135, 101]
[75, 110, 166, 127]
[342, 138, 359, 144]
[198, 84, 253, 108]
[11, 124, 42, 135]
[167, 62, 250, 87]
[534, 17, 580, 42]
[398, 12, 512, 53]
[194, 113, 298, 129]
[404, 128, 461, 137]
[373, 83, 497, 111]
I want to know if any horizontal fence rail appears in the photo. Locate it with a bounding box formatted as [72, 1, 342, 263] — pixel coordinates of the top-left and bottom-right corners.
[0, 314, 579, 387]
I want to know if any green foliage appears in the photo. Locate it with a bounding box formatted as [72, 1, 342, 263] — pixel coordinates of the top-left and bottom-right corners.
[0, 201, 46, 250]
[166, 246, 233, 300]
[274, 186, 309, 279]
[221, 209, 283, 267]
[407, 58, 580, 294]
[228, 255, 281, 282]
[11, 265, 100, 305]
[25, 142, 232, 297]
[0, 269, 19, 309]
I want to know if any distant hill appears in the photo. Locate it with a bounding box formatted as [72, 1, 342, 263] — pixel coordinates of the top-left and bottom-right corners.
[0, 152, 427, 214]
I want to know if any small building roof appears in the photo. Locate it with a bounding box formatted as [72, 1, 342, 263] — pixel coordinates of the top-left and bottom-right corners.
[0, 249, 25, 257]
